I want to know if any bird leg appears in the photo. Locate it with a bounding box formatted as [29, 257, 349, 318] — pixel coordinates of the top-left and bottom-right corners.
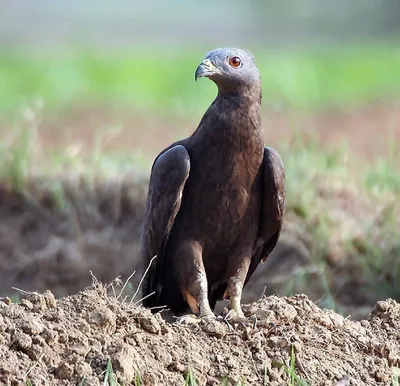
[196, 272, 215, 319]
[176, 270, 215, 325]
[174, 241, 215, 325]
[226, 258, 251, 323]
[229, 281, 244, 317]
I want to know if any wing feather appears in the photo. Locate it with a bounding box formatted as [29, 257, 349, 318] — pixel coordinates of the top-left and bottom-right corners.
[141, 144, 190, 306]
[245, 146, 286, 286]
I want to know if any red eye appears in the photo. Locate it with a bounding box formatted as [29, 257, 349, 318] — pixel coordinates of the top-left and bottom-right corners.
[229, 56, 241, 68]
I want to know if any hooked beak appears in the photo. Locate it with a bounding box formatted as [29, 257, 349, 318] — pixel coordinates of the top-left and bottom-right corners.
[195, 58, 222, 81]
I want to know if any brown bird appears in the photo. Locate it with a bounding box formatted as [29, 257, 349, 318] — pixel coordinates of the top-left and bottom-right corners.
[141, 48, 285, 321]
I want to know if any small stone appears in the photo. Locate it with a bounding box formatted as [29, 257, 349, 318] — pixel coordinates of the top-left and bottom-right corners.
[200, 319, 227, 338]
[316, 313, 333, 328]
[75, 361, 93, 378]
[58, 333, 69, 344]
[20, 318, 45, 335]
[329, 313, 344, 328]
[226, 357, 237, 369]
[56, 361, 74, 379]
[357, 335, 369, 345]
[274, 303, 297, 322]
[12, 332, 32, 351]
[88, 308, 116, 334]
[83, 376, 100, 386]
[43, 291, 57, 308]
[42, 329, 58, 346]
[20, 299, 33, 310]
[171, 362, 186, 373]
[112, 344, 143, 383]
[70, 340, 91, 356]
[375, 301, 389, 313]
[153, 347, 172, 366]
[139, 316, 161, 334]
[27, 293, 48, 312]
[255, 308, 276, 321]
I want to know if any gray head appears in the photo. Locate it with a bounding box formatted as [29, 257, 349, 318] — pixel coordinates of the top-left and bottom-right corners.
[195, 48, 260, 92]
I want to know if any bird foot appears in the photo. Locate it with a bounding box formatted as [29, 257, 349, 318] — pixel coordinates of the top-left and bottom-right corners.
[175, 314, 201, 325]
[175, 312, 217, 325]
[224, 309, 249, 325]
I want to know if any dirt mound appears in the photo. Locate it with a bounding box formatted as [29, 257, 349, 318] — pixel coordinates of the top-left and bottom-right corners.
[0, 282, 399, 385]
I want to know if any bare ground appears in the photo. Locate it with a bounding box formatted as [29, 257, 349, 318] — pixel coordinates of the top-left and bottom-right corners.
[0, 282, 399, 385]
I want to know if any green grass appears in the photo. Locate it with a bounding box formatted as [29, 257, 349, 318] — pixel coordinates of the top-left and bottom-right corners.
[393, 368, 400, 386]
[103, 359, 122, 386]
[1, 43, 400, 120]
[283, 345, 309, 386]
[185, 368, 198, 386]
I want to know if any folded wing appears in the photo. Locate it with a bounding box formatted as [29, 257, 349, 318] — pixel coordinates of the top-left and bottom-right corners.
[141, 145, 191, 307]
[245, 146, 286, 286]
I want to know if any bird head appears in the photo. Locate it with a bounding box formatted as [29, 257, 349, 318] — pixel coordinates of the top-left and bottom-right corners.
[194, 48, 260, 92]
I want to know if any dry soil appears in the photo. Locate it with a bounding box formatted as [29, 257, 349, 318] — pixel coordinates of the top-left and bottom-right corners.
[0, 282, 399, 385]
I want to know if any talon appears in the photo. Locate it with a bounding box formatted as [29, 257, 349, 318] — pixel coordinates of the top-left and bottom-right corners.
[175, 314, 200, 325]
[223, 309, 234, 321]
[200, 312, 216, 321]
[227, 309, 248, 325]
[175, 311, 217, 325]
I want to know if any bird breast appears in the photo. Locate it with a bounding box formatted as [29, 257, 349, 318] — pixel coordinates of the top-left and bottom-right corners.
[187, 125, 263, 227]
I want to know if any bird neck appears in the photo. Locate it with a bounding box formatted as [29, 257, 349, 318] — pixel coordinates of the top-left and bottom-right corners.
[217, 82, 261, 109]
[215, 83, 262, 128]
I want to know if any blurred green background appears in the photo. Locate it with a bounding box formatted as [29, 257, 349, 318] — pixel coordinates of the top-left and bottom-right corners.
[1, 1, 400, 115]
[1, 1, 400, 165]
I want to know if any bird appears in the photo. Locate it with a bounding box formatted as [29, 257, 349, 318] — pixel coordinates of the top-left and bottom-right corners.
[140, 48, 285, 322]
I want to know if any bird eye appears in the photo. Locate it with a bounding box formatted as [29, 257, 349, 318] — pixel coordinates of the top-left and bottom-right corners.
[229, 56, 241, 68]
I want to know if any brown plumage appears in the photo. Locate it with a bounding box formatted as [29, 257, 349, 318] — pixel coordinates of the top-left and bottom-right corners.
[141, 48, 285, 319]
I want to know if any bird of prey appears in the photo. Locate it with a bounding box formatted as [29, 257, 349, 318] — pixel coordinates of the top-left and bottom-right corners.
[141, 48, 285, 322]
